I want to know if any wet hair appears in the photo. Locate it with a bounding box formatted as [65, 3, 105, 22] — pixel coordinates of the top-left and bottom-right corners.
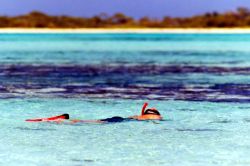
[144, 109, 161, 116]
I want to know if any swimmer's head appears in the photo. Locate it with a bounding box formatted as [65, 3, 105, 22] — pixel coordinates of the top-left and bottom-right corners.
[140, 102, 162, 120]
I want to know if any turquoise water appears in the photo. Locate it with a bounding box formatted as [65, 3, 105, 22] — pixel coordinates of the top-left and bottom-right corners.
[1, 33, 250, 166]
[1, 33, 250, 66]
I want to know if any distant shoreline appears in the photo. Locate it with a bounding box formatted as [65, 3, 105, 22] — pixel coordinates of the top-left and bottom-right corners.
[1, 28, 250, 33]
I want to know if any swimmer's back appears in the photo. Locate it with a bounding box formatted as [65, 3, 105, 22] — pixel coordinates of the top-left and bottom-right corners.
[100, 116, 126, 123]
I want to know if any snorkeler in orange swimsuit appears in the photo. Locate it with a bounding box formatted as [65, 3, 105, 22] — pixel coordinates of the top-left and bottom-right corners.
[26, 103, 162, 123]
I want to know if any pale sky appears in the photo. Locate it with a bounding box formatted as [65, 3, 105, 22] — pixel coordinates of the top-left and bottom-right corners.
[0, 0, 250, 18]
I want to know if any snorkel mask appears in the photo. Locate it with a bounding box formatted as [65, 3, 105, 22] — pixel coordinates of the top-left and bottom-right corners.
[141, 103, 161, 116]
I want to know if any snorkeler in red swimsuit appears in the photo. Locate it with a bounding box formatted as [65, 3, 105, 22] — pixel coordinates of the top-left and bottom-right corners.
[26, 103, 162, 123]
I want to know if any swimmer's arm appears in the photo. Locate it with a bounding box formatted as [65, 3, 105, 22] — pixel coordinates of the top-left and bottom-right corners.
[128, 115, 140, 120]
[128, 115, 163, 120]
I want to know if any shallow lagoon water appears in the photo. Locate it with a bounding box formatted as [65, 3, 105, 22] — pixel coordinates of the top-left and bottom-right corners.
[1, 33, 250, 166]
[2, 98, 250, 166]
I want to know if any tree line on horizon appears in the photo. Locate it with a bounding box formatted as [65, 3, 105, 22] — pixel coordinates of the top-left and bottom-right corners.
[1, 7, 250, 28]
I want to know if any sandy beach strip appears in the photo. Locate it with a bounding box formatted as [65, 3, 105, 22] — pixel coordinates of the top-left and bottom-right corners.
[1, 28, 250, 33]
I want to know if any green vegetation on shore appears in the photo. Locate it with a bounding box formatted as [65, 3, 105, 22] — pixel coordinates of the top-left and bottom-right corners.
[1, 7, 250, 28]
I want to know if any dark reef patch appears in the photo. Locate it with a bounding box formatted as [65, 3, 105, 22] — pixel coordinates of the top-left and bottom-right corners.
[0, 64, 249, 102]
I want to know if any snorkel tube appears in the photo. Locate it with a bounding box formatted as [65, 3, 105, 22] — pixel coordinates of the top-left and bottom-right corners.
[141, 102, 148, 115]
